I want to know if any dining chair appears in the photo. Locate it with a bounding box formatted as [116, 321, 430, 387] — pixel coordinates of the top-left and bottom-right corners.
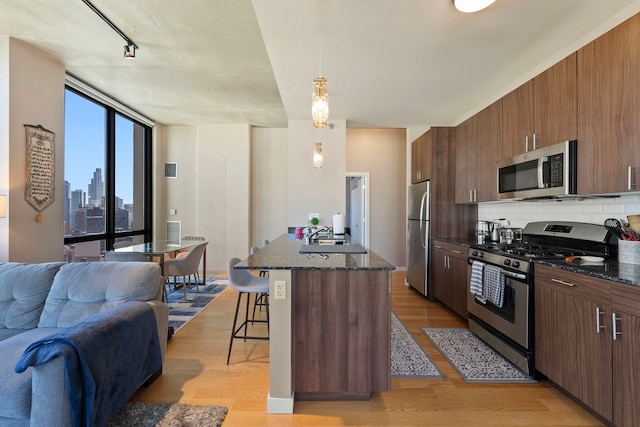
[227, 257, 269, 364]
[164, 242, 208, 300]
[171, 235, 207, 284]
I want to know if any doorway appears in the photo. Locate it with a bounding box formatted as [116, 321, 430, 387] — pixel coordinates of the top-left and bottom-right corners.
[345, 172, 369, 248]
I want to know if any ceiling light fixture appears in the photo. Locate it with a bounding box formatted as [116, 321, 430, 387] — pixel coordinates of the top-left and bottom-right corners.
[451, 0, 496, 13]
[312, 77, 328, 128]
[313, 142, 323, 169]
[82, 0, 139, 58]
[312, 1, 328, 128]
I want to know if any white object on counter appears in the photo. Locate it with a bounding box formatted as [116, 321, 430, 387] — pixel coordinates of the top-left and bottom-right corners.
[333, 213, 345, 235]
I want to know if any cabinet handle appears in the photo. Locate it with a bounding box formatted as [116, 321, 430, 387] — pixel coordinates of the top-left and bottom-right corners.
[596, 307, 605, 333]
[452, 250, 463, 254]
[434, 245, 443, 249]
[532, 133, 537, 151]
[612, 312, 621, 340]
[525, 135, 529, 152]
[551, 278, 575, 287]
[628, 166, 636, 190]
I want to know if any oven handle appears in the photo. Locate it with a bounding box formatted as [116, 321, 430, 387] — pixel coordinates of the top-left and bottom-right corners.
[501, 269, 527, 281]
[467, 259, 527, 281]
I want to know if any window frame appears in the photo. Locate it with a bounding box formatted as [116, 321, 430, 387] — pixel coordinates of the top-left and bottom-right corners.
[63, 85, 153, 251]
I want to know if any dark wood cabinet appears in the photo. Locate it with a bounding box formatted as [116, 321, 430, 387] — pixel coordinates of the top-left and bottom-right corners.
[455, 100, 502, 203]
[411, 132, 430, 183]
[431, 240, 468, 319]
[535, 264, 640, 425]
[577, 13, 640, 194]
[291, 269, 390, 399]
[535, 265, 612, 421]
[502, 54, 577, 157]
[611, 283, 640, 427]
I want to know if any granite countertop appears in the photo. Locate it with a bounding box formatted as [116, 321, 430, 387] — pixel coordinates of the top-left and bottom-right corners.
[234, 234, 396, 271]
[535, 258, 640, 287]
[432, 237, 640, 287]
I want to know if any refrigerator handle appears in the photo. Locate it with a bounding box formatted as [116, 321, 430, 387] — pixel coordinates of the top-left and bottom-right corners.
[419, 191, 427, 249]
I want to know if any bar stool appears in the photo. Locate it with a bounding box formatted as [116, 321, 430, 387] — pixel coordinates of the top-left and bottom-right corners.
[227, 257, 270, 364]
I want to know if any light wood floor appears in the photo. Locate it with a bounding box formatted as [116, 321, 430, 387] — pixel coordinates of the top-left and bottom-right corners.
[132, 271, 604, 426]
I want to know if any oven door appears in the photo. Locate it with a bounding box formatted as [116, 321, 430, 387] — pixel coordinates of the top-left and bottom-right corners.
[467, 266, 531, 350]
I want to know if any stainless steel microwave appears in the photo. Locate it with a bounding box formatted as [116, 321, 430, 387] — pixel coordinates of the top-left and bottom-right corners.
[497, 140, 577, 200]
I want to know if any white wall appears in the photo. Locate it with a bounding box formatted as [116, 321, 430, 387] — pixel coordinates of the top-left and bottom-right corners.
[478, 194, 640, 229]
[346, 128, 406, 267]
[287, 119, 347, 228]
[163, 124, 251, 271]
[0, 37, 65, 262]
[251, 127, 288, 247]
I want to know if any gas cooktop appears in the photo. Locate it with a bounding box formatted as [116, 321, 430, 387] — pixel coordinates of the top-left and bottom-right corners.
[473, 221, 616, 261]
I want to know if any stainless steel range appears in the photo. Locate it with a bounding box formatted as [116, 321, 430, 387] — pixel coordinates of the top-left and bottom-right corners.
[467, 221, 615, 376]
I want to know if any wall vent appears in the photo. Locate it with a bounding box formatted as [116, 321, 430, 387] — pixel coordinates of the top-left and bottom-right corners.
[164, 162, 177, 178]
[166, 221, 181, 245]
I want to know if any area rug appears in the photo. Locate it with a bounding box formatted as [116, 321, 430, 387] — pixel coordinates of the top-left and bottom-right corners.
[421, 328, 536, 383]
[109, 402, 227, 426]
[167, 278, 228, 332]
[391, 312, 444, 378]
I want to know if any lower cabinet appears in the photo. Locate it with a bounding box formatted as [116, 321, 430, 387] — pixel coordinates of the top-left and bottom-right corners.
[535, 264, 640, 426]
[611, 283, 640, 427]
[431, 240, 468, 319]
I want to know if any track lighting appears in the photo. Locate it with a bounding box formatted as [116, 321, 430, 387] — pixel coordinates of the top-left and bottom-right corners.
[124, 43, 136, 58]
[82, 0, 139, 58]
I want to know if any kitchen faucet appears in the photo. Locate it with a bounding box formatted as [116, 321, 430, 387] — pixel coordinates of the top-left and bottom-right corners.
[305, 226, 330, 245]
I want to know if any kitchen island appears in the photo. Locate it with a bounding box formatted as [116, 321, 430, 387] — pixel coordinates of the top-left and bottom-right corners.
[234, 234, 396, 414]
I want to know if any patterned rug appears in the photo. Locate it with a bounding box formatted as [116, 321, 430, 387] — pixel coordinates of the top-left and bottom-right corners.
[109, 402, 227, 426]
[391, 312, 444, 378]
[421, 328, 536, 383]
[167, 278, 228, 332]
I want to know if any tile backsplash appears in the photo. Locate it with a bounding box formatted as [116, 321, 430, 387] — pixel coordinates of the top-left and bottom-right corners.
[478, 193, 640, 229]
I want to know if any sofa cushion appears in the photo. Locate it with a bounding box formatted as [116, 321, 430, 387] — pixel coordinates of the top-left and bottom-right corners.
[0, 328, 60, 420]
[0, 262, 65, 330]
[38, 262, 162, 328]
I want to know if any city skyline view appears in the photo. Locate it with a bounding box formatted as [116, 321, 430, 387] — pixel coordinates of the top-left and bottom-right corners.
[64, 90, 136, 205]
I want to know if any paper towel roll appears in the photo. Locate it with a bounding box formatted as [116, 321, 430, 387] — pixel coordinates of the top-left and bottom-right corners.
[333, 213, 345, 235]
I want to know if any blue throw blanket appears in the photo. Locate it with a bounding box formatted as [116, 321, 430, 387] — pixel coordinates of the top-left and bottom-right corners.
[15, 301, 162, 427]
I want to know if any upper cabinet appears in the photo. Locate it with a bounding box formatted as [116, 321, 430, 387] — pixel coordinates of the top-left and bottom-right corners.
[411, 132, 431, 184]
[455, 99, 502, 203]
[502, 53, 577, 158]
[577, 14, 640, 195]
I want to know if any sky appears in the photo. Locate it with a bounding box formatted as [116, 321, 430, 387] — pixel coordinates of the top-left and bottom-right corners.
[64, 90, 135, 204]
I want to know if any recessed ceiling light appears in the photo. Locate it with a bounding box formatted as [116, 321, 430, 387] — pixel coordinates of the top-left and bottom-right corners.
[452, 0, 496, 13]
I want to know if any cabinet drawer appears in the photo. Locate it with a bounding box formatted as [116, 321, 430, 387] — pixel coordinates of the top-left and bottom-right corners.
[432, 240, 467, 260]
[535, 264, 610, 304]
[611, 282, 640, 317]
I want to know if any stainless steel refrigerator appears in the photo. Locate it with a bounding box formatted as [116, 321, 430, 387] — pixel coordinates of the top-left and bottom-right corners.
[406, 180, 430, 296]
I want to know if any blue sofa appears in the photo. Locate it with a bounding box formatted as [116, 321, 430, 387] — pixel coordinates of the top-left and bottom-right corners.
[0, 261, 169, 427]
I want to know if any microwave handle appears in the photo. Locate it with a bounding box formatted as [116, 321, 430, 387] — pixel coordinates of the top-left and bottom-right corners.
[538, 156, 549, 188]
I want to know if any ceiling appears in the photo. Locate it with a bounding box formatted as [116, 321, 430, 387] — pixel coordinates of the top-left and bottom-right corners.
[1, 0, 640, 129]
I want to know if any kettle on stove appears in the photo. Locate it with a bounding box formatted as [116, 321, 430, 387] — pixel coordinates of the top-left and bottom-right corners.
[490, 218, 509, 242]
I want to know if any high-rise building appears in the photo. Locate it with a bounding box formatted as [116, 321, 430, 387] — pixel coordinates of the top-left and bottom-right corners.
[88, 168, 104, 207]
[70, 189, 85, 232]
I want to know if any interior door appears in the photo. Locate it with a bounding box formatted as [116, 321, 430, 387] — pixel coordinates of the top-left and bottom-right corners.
[350, 177, 363, 244]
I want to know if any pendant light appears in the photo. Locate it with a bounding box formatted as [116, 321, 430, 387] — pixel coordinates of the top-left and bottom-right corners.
[311, 1, 328, 128]
[313, 142, 323, 169]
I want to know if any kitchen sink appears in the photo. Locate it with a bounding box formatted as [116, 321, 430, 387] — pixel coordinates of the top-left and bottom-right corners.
[299, 243, 367, 254]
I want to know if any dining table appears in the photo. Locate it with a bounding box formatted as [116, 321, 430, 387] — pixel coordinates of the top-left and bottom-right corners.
[113, 239, 206, 284]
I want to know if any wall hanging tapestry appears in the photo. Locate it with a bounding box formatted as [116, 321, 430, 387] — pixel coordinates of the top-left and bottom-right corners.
[25, 124, 55, 222]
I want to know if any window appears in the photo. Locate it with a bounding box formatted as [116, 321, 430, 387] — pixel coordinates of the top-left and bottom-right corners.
[63, 87, 152, 261]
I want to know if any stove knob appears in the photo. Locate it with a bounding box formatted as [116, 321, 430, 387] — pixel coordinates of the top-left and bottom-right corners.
[472, 251, 478, 257]
[504, 259, 511, 266]
[478, 252, 484, 258]
[512, 261, 520, 268]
